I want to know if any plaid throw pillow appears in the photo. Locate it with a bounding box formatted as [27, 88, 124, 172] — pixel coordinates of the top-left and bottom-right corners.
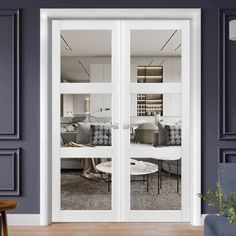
[165, 125, 181, 146]
[90, 125, 112, 146]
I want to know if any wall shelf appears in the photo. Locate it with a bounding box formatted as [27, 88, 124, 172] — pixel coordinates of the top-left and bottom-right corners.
[137, 66, 163, 116]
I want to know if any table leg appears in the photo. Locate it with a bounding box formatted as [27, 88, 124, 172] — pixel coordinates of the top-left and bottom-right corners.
[1, 210, 8, 236]
[146, 174, 149, 192]
[100, 173, 111, 192]
[108, 174, 111, 192]
[177, 159, 179, 194]
[158, 160, 161, 194]
[160, 160, 162, 189]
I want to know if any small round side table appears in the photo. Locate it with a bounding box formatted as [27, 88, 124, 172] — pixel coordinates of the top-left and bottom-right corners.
[0, 200, 18, 236]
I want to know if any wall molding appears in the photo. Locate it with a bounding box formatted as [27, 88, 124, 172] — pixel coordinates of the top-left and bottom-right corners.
[219, 9, 236, 140]
[218, 147, 236, 163]
[8, 214, 40, 226]
[0, 148, 20, 195]
[0, 9, 20, 140]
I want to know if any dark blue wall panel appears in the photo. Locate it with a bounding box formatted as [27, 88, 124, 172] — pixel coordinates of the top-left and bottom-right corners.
[219, 9, 236, 139]
[0, 148, 20, 195]
[0, 0, 236, 215]
[0, 10, 19, 139]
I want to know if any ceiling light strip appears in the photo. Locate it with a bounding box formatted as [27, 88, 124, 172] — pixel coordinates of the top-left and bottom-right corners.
[175, 43, 182, 51]
[60, 35, 72, 51]
[159, 60, 165, 66]
[160, 30, 178, 51]
[148, 59, 154, 66]
[78, 60, 90, 78]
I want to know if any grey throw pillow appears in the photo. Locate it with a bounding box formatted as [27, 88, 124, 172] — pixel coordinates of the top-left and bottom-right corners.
[76, 123, 91, 144]
[165, 125, 181, 146]
[90, 125, 112, 146]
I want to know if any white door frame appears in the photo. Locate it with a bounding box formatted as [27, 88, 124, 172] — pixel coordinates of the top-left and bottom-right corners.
[40, 8, 201, 225]
[51, 19, 190, 223]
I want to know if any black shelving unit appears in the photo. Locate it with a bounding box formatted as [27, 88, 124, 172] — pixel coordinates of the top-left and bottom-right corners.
[137, 66, 163, 116]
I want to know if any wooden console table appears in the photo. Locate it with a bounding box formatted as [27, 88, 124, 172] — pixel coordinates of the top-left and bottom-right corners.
[0, 200, 18, 236]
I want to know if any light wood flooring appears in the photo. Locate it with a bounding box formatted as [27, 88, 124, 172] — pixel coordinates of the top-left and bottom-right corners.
[9, 223, 203, 236]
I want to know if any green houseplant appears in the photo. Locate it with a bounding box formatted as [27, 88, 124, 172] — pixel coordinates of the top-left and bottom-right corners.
[198, 183, 236, 223]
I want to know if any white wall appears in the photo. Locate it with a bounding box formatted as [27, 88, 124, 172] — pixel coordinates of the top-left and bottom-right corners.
[63, 94, 74, 117]
[61, 56, 110, 82]
[90, 64, 112, 117]
[162, 57, 181, 117]
[73, 94, 90, 115]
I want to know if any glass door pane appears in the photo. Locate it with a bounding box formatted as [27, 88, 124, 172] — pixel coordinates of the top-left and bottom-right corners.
[61, 157, 112, 210]
[60, 93, 112, 147]
[61, 30, 112, 83]
[130, 30, 182, 84]
[60, 93, 113, 211]
[129, 157, 181, 210]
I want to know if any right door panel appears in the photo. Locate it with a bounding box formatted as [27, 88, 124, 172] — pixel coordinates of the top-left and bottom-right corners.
[121, 20, 190, 222]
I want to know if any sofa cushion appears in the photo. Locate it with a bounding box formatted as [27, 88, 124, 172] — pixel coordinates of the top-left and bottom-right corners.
[84, 116, 111, 124]
[157, 119, 181, 145]
[135, 123, 158, 144]
[76, 123, 91, 144]
[165, 125, 181, 146]
[90, 125, 112, 146]
[61, 132, 77, 145]
[204, 215, 236, 236]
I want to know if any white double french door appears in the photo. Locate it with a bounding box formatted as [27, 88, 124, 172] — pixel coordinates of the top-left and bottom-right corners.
[52, 19, 190, 222]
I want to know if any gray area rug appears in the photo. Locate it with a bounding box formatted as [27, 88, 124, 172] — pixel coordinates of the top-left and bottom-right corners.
[61, 170, 181, 211]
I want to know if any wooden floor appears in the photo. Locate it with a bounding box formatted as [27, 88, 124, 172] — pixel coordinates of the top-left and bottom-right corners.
[9, 223, 204, 236]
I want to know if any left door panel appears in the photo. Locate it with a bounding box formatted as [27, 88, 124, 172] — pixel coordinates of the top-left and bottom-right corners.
[52, 20, 121, 222]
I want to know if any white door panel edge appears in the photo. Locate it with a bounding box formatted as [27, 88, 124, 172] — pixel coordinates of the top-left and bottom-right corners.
[52, 19, 121, 222]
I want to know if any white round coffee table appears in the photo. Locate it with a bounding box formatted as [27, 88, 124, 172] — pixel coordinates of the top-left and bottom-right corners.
[96, 159, 158, 192]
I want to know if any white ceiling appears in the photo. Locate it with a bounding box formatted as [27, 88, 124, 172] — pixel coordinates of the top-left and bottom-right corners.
[131, 30, 181, 56]
[61, 30, 181, 57]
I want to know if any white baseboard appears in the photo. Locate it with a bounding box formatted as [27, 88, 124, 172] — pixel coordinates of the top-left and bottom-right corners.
[7, 214, 40, 226]
[6, 214, 208, 226]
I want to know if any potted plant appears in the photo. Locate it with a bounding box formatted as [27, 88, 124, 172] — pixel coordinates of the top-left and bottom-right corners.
[198, 183, 236, 223]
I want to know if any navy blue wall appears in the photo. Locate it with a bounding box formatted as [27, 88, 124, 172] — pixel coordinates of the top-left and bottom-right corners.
[0, 0, 236, 214]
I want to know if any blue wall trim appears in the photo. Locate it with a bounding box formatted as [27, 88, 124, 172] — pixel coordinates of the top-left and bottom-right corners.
[219, 9, 236, 140]
[0, 9, 20, 140]
[0, 148, 20, 196]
